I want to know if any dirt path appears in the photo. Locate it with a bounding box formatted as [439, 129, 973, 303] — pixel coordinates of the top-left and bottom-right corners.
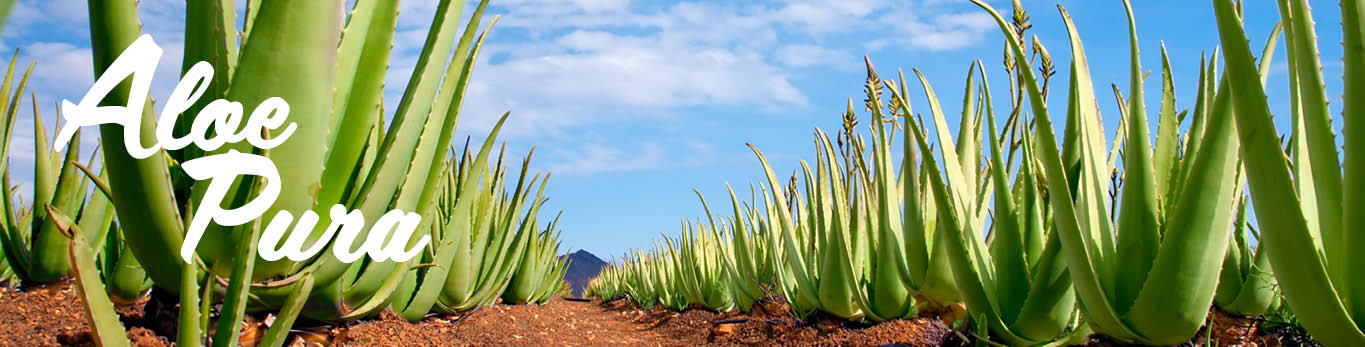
[338, 300, 669, 346]
[339, 299, 954, 346]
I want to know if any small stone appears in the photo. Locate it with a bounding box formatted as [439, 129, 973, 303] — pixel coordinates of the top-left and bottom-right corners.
[712, 323, 736, 336]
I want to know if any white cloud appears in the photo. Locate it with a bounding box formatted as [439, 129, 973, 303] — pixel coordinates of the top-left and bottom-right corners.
[772, 0, 886, 34]
[540, 137, 745, 175]
[440, 0, 999, 139]
[546, 142, 667, 174]
[775, 44, 854, 69]
[19, 42, 92, 96]
[5, 0, 86, 38]
[876, 11, 996, 52]
[0, 0, 1001, 179]
[500, 29, 804, 108]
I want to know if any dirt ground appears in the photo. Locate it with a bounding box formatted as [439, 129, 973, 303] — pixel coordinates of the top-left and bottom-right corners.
[0, 281, 168, 347]
[0, 282, 1319, 346]
[333, 299, 954, 346]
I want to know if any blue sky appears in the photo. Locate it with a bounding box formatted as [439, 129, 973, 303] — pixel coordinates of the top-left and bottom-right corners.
[0, 0, 1346, 261]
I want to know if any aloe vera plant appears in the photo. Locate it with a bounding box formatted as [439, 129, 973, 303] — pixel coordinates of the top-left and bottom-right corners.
[502, 214, 570, 305]
[668, 204, 736, 311]
[970, 0, 1253, 343]
[0, 55, 154, 307]
[586, 188, 772, 313]
[67, 0, 571, 344]
[712, 185, 775, 313]
[599, 248, 672, 310]
[744, 84, 966, 320]
[46, 206, 129, 347]
[1210, 0, 1365, 344]
[599, 62, 977, 322]
[886, 51, 1083, 342]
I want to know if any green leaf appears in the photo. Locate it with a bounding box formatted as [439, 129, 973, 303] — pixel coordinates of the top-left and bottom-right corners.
[1211, 0, 1365, 344]
[1111, 0, 1162, 317]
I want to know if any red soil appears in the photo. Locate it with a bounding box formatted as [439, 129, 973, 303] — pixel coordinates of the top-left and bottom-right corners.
[0, 282, 1318, 346]
[0, 281, 168, 346]
[333, 298, 953, 346]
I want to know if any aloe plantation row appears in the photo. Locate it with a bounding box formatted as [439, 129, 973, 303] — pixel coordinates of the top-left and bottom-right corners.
[0, 0, 574, 346]
[587, 0, 1365, 345]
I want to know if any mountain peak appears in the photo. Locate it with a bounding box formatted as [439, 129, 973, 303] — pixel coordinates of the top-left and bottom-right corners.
[560, 250, 609, 298]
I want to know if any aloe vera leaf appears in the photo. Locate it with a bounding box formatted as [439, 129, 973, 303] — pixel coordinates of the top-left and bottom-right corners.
[348, 9, 495, 306]
[87, 0, 187, 289]
[1225, 200, 1277, 316]
[30, 127, 81, 283]
[1188, 50, 1220, 162]
[49, 206, 129, 347]
[977, 63, 1032, 324]
[1215, 202, 1247, 307]
[399, 114, 510, 318]
[314, 0, 399, 235]
[0, 0, 15, 33]
[209, 223, 257, 347]
[211, 172, 265, 347]
[914, 70, 971, 216]
[198, 271, 213, 337]
[398, 3, 492, 212]
[1011, 229, 1076, 342]
[326, 0, 394, 148]
[178, 257, 201, 347]
[259, 274, 313, 347]
[333, 0, 471, 306]
[0, 63, 26, 280]
[909, 70, 966, 305]
[240, 0, 260, 43]
[438, 158, 497, 307]
[973, 0, 1138, 341]
[956, 64, 979, 190]
[1054, 24, 1115, 252]
[33, 89, 53, 216]
[863, 84, 913, 320]
[1215, 25, 1283, 319]
[208, 0, 340, 280]
[1058, 7, 1116, 295]
[294, 0, 403, 309]
[506, 213, 560, 305]
[748, 145, 817, 301]
[1110, 0, 1163, 318]
[812, 131, 860, 319]
[1280, 2, 1325, 257]
[1283, 2, 1347, 290]
[1153, 44, 1180, 202]
[72, 162, 113, 249]
[1340, 0, 1365, 324]
[902, 93, 1012, 340]
[1212, 0, 1365, 344]
[470, 173, 546, 307]
[174, 0, 235, 167]
[895, 72, 930, 291]
[351, 0, 466, 217]
[106, 242, 151, 302]
[1123, 71, 1238, 344]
